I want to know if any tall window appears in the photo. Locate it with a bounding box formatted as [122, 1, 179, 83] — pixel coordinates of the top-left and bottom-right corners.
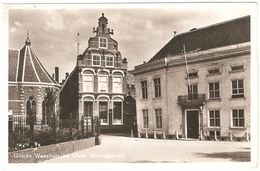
[232, 80, 244, 98]
[83, 72, 93, 92]
[154, 78, 161, 97]
[155, 109, 162, 129]
[99, 37, 107, 49]
[92, 55, 101, 66]
[209, 110, 220, 127]
[141, 80, 148, 99]
[106, 56, 114, 67]
[209, 82, 220, 99]
[113, 76, 122, 93]
[232, 109, 245, 128]
[143, 109, 149, 128]
[26, 96, 36, 125]
[98, 72, 108, 92]
[113, 102, 122, 125]
[188, 84, 198, 100]
[99, 102, 108, 125]
[84, 101, 93, 117]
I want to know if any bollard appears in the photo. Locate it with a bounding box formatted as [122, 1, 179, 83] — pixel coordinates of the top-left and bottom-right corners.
[154, 130, 157, 139]
[130, 129, 133, 138]
[163, 130, 166, 139]
[145, 129, 148, 138]
[214, 131, 218, 141]
[229, 131, 233, 141]
[246, 131, 249, 142]
[199, 130, 203, 140]
[138, 131, 141, 138]
[176, 130, 179, 140]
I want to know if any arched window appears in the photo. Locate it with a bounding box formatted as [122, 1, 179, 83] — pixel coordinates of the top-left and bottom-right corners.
[113, 72, 123, 93]
[98, 96, 109, 125]
[98, 71, 109, 93]
[112, 97, 123, 125]
[26, 96, 36, 125]
[83, 70, 94, 92]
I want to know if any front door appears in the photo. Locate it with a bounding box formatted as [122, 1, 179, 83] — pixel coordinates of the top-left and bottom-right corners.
[186, 110, 199, 138]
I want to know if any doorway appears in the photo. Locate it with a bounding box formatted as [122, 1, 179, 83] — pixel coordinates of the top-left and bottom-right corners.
[186, 110, 199, 138]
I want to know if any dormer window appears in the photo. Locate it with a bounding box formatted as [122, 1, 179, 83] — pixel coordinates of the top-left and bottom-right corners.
[231, 65, 244, 72]
[99, 37, 108, 49]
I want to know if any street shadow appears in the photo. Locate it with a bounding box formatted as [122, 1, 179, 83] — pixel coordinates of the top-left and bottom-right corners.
[195, 151, 250, 162]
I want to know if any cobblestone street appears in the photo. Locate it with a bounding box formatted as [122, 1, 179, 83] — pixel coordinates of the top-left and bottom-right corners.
[44, 135, 250, 163]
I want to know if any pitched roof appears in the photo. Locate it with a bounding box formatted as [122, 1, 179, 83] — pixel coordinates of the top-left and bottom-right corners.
[8, 35, 57, 84]
[148, 15, 250, 63]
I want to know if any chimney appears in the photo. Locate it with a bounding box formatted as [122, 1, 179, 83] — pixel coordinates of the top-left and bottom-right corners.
[55, 67, 59, 83]
[65, 72, 69, 79]
[52, 73, 55, 79]
[174, 31, 177, 36]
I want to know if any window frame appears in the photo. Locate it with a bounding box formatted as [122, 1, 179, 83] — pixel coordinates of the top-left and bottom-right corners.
[188, 84, 198, 100]
[155, 108, 162, 129]
[98, 73, 109, 93]
[209, 82, 220, 99]
[82, 74, 94, 92]
[231, 79, 244, 98]
[208, 110, 221, 128]
[142, 109, 149, 128]
[231, 65, 244, 72]
[98, 101, 109, 125]
[153, 78, 161, 98]
[99, 37, 108, 49]
[92, 54, 101, 66]
[113, 75, 122, 93]
[105, 55, 114, 67]
[112, 101, 123, 125]
[231, 109, 245, 128]
[141, 80, 148, 99]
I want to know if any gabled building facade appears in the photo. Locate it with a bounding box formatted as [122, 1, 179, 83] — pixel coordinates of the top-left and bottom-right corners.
[60, 14, 130, 133]
[8, 34, 61, 129]
[132, 16, 250, 139]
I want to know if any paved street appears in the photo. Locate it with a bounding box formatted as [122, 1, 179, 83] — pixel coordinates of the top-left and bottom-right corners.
[44, 135, 250, 163]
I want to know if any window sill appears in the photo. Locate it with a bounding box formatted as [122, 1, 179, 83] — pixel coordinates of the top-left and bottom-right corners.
[208, 127, 221, 130]
[208, 98, 221, 101]
[112, 123, 123, 125]
[230, 97, 246, 100]
[152, 97, 162, 100]
[206, 73, 221, 77]
[140, 98, 149, 101]
[230, 127, 246, 130]
[185, 76, 199, 80]
[154, 129, 163, 131]
[229, 69, 245, 74]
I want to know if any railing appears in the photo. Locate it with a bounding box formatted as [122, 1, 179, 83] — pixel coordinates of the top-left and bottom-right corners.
[8, 115, 100, 152]
[177, 94, 206, 108]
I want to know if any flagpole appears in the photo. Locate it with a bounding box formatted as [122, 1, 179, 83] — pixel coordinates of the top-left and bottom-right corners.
[77, 32, 80, 56]
[183, 44, 191, 90]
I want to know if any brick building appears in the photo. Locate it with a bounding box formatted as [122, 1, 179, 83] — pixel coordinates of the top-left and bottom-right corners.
[132, 16, 250, 139]
[60, 14, 134, 133]
[8, 34, 61, 129]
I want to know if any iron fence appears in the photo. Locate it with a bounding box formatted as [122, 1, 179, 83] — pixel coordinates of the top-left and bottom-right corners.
[8, 114, 100, 152]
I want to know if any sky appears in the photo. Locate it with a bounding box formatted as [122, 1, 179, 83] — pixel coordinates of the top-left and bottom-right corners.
[7, 3, 253, 83]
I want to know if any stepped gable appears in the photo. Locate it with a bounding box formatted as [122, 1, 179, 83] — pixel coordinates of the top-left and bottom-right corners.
[148, 15, 250, 63]
[8, 34, 57, 84]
